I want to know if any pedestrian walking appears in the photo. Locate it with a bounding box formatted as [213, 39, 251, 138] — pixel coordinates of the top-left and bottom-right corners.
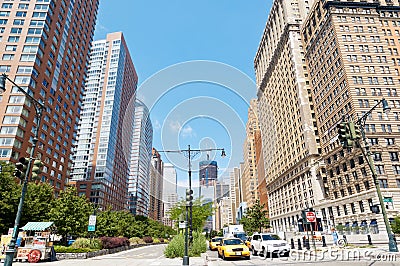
[331, 228, 338, 246]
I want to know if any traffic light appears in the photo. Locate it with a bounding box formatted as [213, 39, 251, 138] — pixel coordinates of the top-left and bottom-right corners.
[186, 189, 193, 206]
[14, 157, 29, 180]
[353, 123, 362, 140]
[31, 159, 43, 180]
[371, 204, 380, 214]
[337, 122, 353, 148]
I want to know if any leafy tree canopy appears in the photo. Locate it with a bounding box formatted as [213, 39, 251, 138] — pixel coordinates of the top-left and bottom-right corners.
[168, 197, 213, 231]
[240, 199, 269, 234]
[49, 186, 92, 242]
[0, 162, 19, 234]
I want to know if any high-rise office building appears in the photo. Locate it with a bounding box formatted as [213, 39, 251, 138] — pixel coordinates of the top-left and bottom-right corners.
[71, 32, 138, 210]
[255, 129, 268, 215]
[199, 158, 218, 187]
[0, 0, 99, 196]
[162, 162, 178, 226]
[255, 0, 326, 233]
[229, 166, 242, 224]
[242, 99, 260, 208]
[149, 148, 163, 221]
[128, 99, 153, 216]
[302, 0, 400, 233]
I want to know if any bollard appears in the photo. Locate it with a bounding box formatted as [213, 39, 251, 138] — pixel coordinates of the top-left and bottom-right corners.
[367, 234, 372, 245]
[305, 239, 310, 250]
[322, 235, 327, 247]
[297, 238, 302, 250]
[291, 238, 295, 249]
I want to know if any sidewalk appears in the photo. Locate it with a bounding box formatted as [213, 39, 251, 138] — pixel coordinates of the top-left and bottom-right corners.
[291, 245, 400, 261]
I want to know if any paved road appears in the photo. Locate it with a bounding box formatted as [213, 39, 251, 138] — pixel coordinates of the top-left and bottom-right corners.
[10, 244, 205, 266]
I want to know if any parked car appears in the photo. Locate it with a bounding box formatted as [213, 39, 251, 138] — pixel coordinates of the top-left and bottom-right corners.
[250, 233, 290, 257]
[209, 237, 223, 251]
[217, 238, 250, 260]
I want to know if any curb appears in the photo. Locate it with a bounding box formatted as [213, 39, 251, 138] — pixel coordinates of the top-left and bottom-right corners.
[55, 242, 166, 261]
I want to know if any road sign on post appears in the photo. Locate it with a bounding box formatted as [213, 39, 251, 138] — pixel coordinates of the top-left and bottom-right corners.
[306, 211, 316, 223]
[88, 215, 96, 232]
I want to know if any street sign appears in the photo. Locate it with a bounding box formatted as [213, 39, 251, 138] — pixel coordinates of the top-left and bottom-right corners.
[88, 225, 96, 232]
[306, 211, 316, 223]
[88, 215, 97, 226]
[88, 215, 96, 232]
[179, 221, 187, 229]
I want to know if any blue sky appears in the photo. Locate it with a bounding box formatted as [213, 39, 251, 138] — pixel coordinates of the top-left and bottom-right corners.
[94, 1, 272, 197]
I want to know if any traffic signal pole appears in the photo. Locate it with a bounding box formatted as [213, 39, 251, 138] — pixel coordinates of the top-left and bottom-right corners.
[336, 98, 398, 252]
[357, 117, 398, 252]
[1, 74, 45, 266]
[155, 145, 226, 266]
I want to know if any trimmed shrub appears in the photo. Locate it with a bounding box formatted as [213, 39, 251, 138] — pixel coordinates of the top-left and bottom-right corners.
[153, 238, 161, 244]
[189, 231, 207, 257]
[129, 237, 141, 245]
[71, 238, 102, 250]
[100, 237, 129, 249]
[164, 234, 184, 258]
[142, 236, 153, 243]
[158, 238, 164, 243]
[54, 245, 96, 253]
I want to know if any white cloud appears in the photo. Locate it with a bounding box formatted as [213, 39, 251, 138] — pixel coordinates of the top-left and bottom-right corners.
[168, 121, 196, 138]
[153, 119, 161, 131]
[169, 120, 182, 132]
[181, 125, 195, 138]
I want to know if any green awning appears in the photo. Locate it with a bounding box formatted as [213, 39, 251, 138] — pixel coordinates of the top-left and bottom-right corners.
[21, 222, 54, 231]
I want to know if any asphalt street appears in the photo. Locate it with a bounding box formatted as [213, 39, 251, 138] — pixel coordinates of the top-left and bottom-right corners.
[10, 244, 205, 266]
[7, 243, 400, 266]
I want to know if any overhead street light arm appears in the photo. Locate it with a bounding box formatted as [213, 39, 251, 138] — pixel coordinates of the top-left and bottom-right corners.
[0, 73, 45, 115]
[356, 98, 391, 126]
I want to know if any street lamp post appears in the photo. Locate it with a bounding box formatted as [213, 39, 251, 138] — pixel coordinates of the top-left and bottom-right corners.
[355, 98, 398, 252]
[157, 145, 226, 266]
[0, 73, 45, 266]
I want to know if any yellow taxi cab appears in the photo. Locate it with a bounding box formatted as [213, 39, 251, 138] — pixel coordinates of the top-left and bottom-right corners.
[245, 236, 252, 249]
[217, 238, 250, 260]
[209, 237, 223, 251]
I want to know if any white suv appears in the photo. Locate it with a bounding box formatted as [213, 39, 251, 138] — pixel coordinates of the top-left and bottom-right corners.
[250, 233, 290, 257]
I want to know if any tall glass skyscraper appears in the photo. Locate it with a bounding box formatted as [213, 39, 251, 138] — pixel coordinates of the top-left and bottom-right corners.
[162, 163, 178, 226]
[71, 32, 138, 210]
[128, 99, 153, 216]
[0, 0, 99, 196]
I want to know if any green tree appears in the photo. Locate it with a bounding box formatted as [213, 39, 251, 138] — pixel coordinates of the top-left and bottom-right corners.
[21, 182, 54, 225]
[96, 209, 135, 237]
[391, 216, 400, 234]
[168, 197, 213, 231]
[0, 162, 20, 234]
[49, 187, 92, 243]
[240, 200, 269, 234]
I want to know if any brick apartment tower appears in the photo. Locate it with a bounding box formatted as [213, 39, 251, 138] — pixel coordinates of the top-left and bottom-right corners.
[302, 0, 400, 233]
[150, 148, 163, 221]
[70, 32, 138, 210]
[0, 0, 99, 196]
